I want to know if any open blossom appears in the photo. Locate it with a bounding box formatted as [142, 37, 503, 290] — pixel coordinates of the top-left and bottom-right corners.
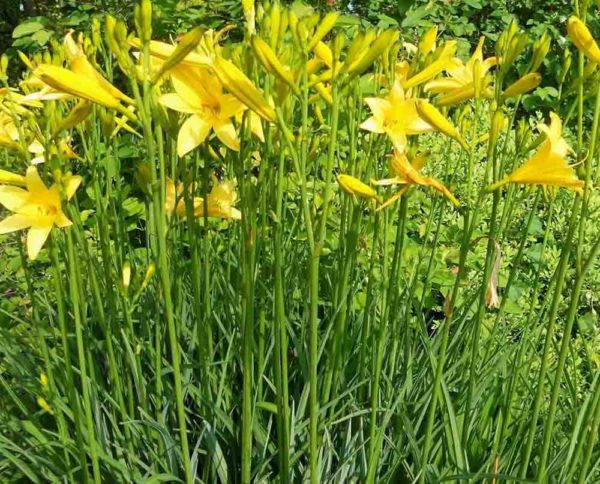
[159, 65, 246, 156]
[425, 37, 497, 106]
[487, 112, 584, 194]
[373, 150, 459, 209]
[0, 166, 82, 259]
[360, 80, 433, 152]
[165, 177, 241, 220]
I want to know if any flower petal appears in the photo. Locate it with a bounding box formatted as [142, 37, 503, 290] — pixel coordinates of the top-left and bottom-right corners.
[177, 114, 211, 157]
[0, 214, 32, 234]
[27, 223, 52, 260]
[214, 119, 240, 151]
[159, 93, 198, 113]
[0, 186, 29, 211]
[25, 166, 48, 194]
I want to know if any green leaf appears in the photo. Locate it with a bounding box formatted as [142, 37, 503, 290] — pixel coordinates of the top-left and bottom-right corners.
[12, 22, 45, 38]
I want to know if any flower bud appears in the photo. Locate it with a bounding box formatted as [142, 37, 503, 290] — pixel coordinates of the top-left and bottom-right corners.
[502, 72, 541, 98]
[139, 0, 153, 42]
[416, 100, 468, 149]
[242, 0, 256, 35]
[333, 32, 345, 62]
[307, 12, 339, 52]
[140, 263, 156, 291]
[40, 373, 49, 389]
[489, 109, 506, 148]
[337, 174, 379, 201]
[269, 2, 281, 49]
[531, 32, 550, 72]
[91, 17, 102, 49]
[567, 16, 600, 64]
[122, 262, 131, 293]
[418, 25, 438, 57]
[559, 49, 572, 85]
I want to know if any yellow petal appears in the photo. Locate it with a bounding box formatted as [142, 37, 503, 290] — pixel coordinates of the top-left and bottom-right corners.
[25, 166, 48, 194]
[54, 210, 73, 228]
[0, 214, 33, 234]
[0, 186, 29, 211]
[27, 224, 53, 260]
[0, 169, 26, 186]
[34, 64, 121, 109]
[63, 175, 82, 200]
[177, 114, 211, 157]
[214, 119, 240, 151]
[159, 93, 198, 113]
[70, 56, 134, 105]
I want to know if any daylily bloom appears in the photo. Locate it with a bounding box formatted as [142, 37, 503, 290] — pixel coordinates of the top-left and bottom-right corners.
[360, 81, 433, 152]
[165, 177, 241, 220]
[487, 112, 584, 194]
[159, 65, 246, 156]
[425, 37, 497, 106]
[0, 166, 82, 259]
[373, 150, 459, 208]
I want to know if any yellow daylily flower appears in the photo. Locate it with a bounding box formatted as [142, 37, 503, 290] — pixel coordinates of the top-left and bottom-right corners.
[165, 177, 241, 220]
[487, 112, 584, 194]
[425, 37, 497, 106]
[159, 65, 246, 156]
[373, 150, 459, 208]
[360, 80, 433, 152]
[0, 166, 82, 260]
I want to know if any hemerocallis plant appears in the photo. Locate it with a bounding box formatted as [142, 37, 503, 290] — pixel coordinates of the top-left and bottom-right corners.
[373, 150, 459, 208]
[0, 166, 82, 260]
[425, 36, 497, 106]
[360, 80, 433, 152]
[159, 65, 246, 156]
[486, 112, 584, 194]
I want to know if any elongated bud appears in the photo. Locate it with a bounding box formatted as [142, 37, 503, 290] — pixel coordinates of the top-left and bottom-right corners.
[40, 373, 49, 389]
[560, 48, 572, 85]
[489, 109, 506, 147]
[314, 41, 333, 68]
[105, 15, 120, 55]
[502, 72, 541, 98]
[141, 263, 156, 291]
[242, 0, 256, 34]
[37, 397, 54, 414]
[139, 0, 152, 42]
[122, 262, 131, 293]
[567, 16, 600, 64]
[269, 3, 281, 49]
[312, 78, 332, 104]
[346, 29, 399, 77]
[418, 25, 437, 56]
[502, 32, 528, 72]
[307, 12, 339, 52]
[346, 31, 366, 63]
[333, 32, 345, 62]
[515, 117, 532, 153]
[416, 100, 468, 149]
[212, 56, 276, 122]
[0, 57, 7, 83]
[151, 27, 205, 83]
[91, 17, 102, 49]
[288, 11, 300, 48]
[337, 174, 379, 201]
[531, 32, 550, 72]
[252, 36, 298, 94]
